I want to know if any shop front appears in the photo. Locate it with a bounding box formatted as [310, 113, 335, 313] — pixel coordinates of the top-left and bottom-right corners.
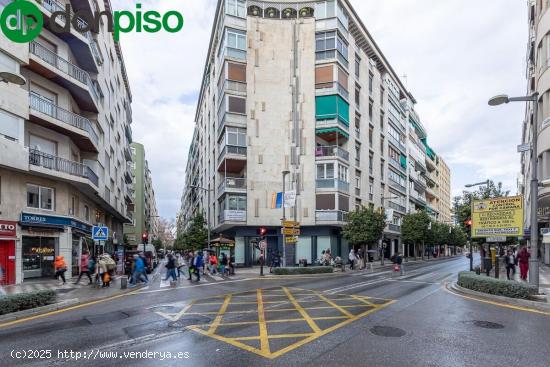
[0, 220, 17, 285]
[20, 213, 92, 280]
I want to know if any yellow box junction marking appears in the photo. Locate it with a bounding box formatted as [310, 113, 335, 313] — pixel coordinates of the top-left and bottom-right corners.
[153, 286, 394, 359]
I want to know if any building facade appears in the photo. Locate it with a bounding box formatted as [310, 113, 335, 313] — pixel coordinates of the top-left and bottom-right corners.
[179, 0, 451, 266]
[0, 0, 133, 284]
[521, 0, 550, 265]
[123, 143, 159, 247]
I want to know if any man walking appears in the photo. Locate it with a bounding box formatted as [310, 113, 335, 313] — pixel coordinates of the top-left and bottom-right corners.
[504, 249, 517, 280]
[395, 252, 404, 276]
[130, 254, 148, 287]
[193, 251, 203, 282]
[517, 246, 530, 281]
[164, 254, 177, 282]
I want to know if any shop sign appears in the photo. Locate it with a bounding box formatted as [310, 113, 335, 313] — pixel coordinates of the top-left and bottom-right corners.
[471, 196, 524, 238]
[0, 220, 17, 237]
[21, 212, 92, 232]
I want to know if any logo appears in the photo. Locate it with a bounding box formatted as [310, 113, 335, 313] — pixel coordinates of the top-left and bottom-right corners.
[0, 1, 184, 43]
[0, 0, 43, 43]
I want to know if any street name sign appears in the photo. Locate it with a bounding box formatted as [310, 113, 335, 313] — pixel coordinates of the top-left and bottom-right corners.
[471, 196, 524, 238]
[282, 220, 300, 228]
[92, 225, 109, 241]
[282, 228, 300, 236]
[285, 236, 298, 243]
[486, 236, 506, 243]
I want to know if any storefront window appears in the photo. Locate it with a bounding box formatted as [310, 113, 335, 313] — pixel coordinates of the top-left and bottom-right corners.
[22, 236, 56, 279]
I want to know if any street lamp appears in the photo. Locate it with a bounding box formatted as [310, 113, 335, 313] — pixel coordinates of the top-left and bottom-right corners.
[189, 185, 214, 249]
[488, 93, 539, 291]
[0, 71, 26, 85]
[281, 170, 290, 267]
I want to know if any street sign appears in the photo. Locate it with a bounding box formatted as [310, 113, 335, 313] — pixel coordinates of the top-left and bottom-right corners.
[285, 236, 298, 243]
[517, 143, 531, 153]
[282, 220, 300, 228]
[259, 240, 267, 250]
[486, 236, 506, 243]
[471, 196, 524, 238]
[92, 225, 109, 241]
[284, 190, 296, 208]
[282, 228, 300, 236]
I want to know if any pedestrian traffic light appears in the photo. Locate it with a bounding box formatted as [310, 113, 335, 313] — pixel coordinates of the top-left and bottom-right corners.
[257, 227, 267, 237]
[142, 232, 148, 244]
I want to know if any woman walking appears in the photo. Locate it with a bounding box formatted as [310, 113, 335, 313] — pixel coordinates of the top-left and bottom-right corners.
[504, 249, 517, 280]
[517, 246, 530, 281]
[53, 255, 67, 285]
[349, 249, 357, 270]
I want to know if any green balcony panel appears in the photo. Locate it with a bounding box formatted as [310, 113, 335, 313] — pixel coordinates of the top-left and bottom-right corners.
[316, 95, 349, 126]
[400, 155, 407, 169]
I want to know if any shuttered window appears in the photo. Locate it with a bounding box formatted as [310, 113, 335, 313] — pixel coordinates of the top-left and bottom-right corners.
[316, 194, 335, 210]
[228, 62, 246, 82]
[315, 65, 333, 87]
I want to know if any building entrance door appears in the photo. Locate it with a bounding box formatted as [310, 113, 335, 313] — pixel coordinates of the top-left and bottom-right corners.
[0, 240, 15, 285]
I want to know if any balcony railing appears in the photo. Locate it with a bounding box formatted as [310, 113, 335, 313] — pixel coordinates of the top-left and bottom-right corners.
[389, 158, 405, 173]
[218, 209, 246, 223]
[29, 93, 99, 146]
[316, 210, 348, 222]
[388, 179, 406, 193]
[316, 119, 349, 132]
[315, 81, 349, 100]
[314, 145, 349, 161]
[218, 177, 247, 195]
[29, 149, 98, 187]
[218, 145, 247, 163]
[388, 134, 406, 153]
[40, 0, 96, 45]
[388, 201, 406, 213]
[388, 224, 401, 232]
[219, 79, 246, 98]
[410, 190, 427, 204]
[316, 179, 350, 193]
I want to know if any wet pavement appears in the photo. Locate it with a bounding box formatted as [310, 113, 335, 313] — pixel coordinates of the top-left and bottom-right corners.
[1, 256, 549, 367]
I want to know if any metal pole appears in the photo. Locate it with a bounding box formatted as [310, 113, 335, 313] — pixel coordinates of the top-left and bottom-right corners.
[530, 93, 539, 291]
[282, 174, 286, 268]
[207, 188, 211, 249]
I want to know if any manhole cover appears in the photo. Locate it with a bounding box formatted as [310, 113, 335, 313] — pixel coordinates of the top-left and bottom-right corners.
[472, 320, 504, 329]
[370, 326, 406, 337]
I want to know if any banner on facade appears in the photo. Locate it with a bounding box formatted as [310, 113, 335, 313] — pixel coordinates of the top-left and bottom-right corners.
[471, 195, 524, 238]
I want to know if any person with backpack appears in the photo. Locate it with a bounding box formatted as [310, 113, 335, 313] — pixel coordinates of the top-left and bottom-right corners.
[164, 254, 177, 282]
[74, 251, 93, 285]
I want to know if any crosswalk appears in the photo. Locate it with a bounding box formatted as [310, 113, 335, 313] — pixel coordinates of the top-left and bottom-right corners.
[153, 271, 231, 289]
[0, 276, 123, 295]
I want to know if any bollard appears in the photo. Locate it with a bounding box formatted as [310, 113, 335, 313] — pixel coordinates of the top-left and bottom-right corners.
[120, 277, 127, 289]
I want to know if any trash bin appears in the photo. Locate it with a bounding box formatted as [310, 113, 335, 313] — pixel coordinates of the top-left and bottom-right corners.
[120, 277, 127, 289]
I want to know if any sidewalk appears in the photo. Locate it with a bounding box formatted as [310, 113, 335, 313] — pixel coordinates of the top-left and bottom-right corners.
[487, 259, 550, 292]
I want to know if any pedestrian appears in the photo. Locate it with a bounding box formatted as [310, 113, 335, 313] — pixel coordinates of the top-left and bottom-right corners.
[176, 253, 185, 279]
[270, 251, 281, 273]
[357, 248, 364, 270]
[164, 254, 177, 282]
[319, 250, 326, 266]
[395, 252, 404, 276]
[193, 251, 204, 282]
[97, 254, 114, 288]
[130, 254, 148, 287]
[53, 255, 67, 285]
[74, 251, 93, 285]
[220, 253, 228, 276]
[139, 253, 149, 281]
[209, 253, 218, 274]
[517, 246, 530, 281]
[504, 249, 517, 280]
[229, 254, 235, 275]
[187, 251, 195, 280]
[349, 248, 356, 270]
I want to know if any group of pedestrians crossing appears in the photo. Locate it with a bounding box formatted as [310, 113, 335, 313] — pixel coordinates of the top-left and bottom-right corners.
[163, 250, 235, 283]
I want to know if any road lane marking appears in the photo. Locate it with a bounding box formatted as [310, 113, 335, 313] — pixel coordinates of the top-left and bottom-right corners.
[257, 289, 270, 354]
[208, 294, 232, 335]
[282, 287, 321, 333]
[315, 292, 354, 318]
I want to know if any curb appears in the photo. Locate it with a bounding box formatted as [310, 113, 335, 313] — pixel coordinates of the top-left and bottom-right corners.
[449, 282, 550, 312]
[0, 298, 79, 323]
[0, 283, 146, 325]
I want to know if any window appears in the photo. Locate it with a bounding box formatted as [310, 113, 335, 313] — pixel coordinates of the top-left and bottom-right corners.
[226, 127, 246, 146]
[316, 31, 348, 67]
[368, 72, 374, 95]
[315, 95, 350, 125]
[380, 112, 384, 131]
[336, 2, 349, 30]
[316, 194, 336, 210]
[226, 0, 246, 18]
[315, 0, 336, 19]
[355, 85, 360, 107]
[389, 170, 406, 187]
[369, 154, 373, 174]
[389, 147, 399, 162]
[380, 87, 385, 106]
[369, 127, 373, 146]
[0, 108, 22, 141]
[368, 100, 373, 121]
[0, 50, 19, 74]
[227, 195, 246, 210]
[27, 184, 54, 210]
[355, 170, 361, 188]
[30, 134, 56, 155]
[369, 178, 374, 201]
[227, 29, 246, 50]
[355, 143, 361, 166]
[355, 114, 361, 135]
[380, 162, 385, 180]
[354, 54, 360, 78]
[227, 95, 246, 114]
[227, 62, 246, 82]
[338, 164, 348, 182]
[317, 163, 335, 179]
[380, 135, 385, 154]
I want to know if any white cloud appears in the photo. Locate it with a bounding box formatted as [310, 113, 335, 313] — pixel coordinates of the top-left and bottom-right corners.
[113, 0, 527, 218]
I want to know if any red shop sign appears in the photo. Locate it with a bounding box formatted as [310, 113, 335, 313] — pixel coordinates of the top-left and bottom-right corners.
[0, 220, 17, 237]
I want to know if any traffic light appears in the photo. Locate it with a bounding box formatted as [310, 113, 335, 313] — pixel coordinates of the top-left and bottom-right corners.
[142, 232, 148, 244]
[465, 218, 472, 226]
[257, 227, 267, 237]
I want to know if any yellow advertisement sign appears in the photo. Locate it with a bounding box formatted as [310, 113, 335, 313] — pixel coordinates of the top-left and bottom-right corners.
[471, 195, 524, 238]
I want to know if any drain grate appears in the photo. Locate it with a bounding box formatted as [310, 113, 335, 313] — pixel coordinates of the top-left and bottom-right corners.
[369, 325, 406, 338]
[472, 320, 504, 329]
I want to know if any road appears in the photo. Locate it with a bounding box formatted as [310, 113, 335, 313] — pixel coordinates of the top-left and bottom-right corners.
[1, 256, 549, 367]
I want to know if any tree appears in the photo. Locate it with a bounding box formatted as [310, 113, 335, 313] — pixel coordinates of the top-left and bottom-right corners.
[342, 206, 386, 254]
[176, 214, 208, 251]
[401, 210, 430, 260]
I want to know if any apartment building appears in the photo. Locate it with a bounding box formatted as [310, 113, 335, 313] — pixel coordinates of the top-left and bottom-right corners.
[521, 0, 550, 265]
[179, 0, 451, 266]
[123, 142, 159, 247]
[0, 0, 133, 284]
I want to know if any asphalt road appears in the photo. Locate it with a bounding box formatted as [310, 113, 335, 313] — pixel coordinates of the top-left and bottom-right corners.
[1, 256, 549, 367]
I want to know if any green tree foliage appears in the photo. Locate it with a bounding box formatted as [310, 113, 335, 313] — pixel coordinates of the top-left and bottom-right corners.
[342, 206, 386, 247]
[402, 210, 430, 246]
[173, 214, 208, 251]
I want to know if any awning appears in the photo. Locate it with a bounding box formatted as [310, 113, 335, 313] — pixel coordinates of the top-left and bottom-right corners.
[316, 127, 349, 139]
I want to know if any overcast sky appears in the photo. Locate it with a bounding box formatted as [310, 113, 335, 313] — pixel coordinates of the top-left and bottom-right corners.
[114, 0, 527, 220]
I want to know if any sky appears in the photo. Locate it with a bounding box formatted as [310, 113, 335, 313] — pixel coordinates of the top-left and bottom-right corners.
[113, 0, 527, 220]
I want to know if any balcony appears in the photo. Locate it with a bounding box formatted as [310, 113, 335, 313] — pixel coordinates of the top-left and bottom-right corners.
[29, 42, 99, 112]
[124, 146, 132, 162]
[36, 0, 102, 71]
[316, 179, 350, 193]
[387, 224, 401, 233]
[218, 111, 247, 133]
[218, 209, 247, 223]
[316, 119, 349, 142]
[29, 93, 98, 152]
[388, 201, 406, 214]
[389, 158, 406, 174]
[388, 179, 406, 194]
[316, 210, 348, 223]
[315, 81, 349, 101]
[410, 190, 427, 206]
[315, 145, 349, 162]
[221, 47, 246, 62]
[29, 149, 98, 187]
[218, 177, 247, 197]
[217, 145, 247, 173]
[388, 134, 406, 154]
[218, 79, 247, 99]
